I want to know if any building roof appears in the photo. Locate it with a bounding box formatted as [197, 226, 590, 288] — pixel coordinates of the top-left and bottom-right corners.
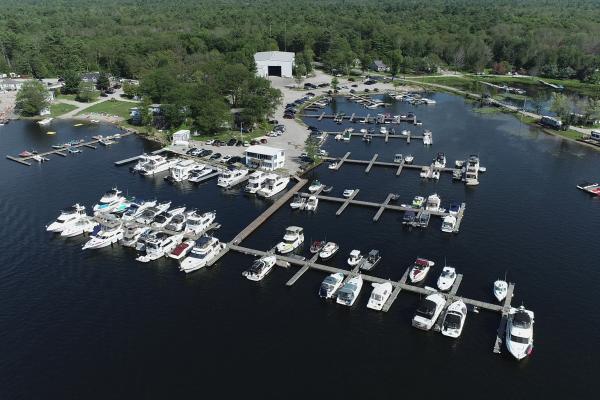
[254, 51, 295, 63]
[373, 60, 387, 67]
[245, 145, 284, 156]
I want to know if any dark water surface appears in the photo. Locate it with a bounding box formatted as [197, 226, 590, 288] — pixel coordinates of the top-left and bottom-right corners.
[0, 94, 598, 399]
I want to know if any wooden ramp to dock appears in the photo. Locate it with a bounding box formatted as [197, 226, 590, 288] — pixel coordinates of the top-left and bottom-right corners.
[493, 283, 515, 354]
[381, 268, 410, 312]
[5, 156, 32, 166]
[453, 203, 467, 232]
[324, 155, 456, 175]
[365, 154, 379, 173]
[373, 193, 395, 222]
[115, 155, 142, 166]
[231, 178, 308, 245]
[286, 253, 319, 286]
[336, 189, 360, 216]
[396, 161, 405, 176]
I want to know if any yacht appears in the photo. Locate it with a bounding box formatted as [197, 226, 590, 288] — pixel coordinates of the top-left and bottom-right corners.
[379, 126, 388, 134]
[121, 199, 157, 221]
[433, 152, 446, 168]
[138, 155, 177, 176]
[184, 210, 216, 235]
[187, 166, 214, 183]
[308, 180, 323, 193]
[464, 155, 480, 186]
[258, 174, 290, 198]
[135, 229, 157, 252]
[319, 241, 339, 260]
[448, 204, 461, 216]
[425, 193, 442, 212]
[93, 188, 126, 213]
[38, 117, 53, 126]
[168, 239, 196, 260]
[131, 154, 153, 173]
[404, 154, 414, 164]
[347, 250, 363, 267]
[244, 171, 268, 193]
[360, 250, 381, 271]
[135, 201, 172, 224]
[179, 236, 226, 273]
[411, 196, 425, 208]
[165, 212, 187, 232]
[441, 215, 457, 233]
[336, 275, 363, 306]
[328, 161, 339, 169]
[423, 130, 433, 145]
[310, 240, 325, 254]
[319, 273, 344, 299]
[455, 160, 465, 168]
[121, 225, 148, 247]
[412, 292, 446, 330]
[290, 194, 307, 209]
[151, 206, 186, 229]
[437, 266, 457, 291]
[217, 168, 249, 188]
[242, 254, 277, 281]
[136, 233, 183, 262]
[167, 159, 197, 182]
[304, 195, 318, 211]
[46, 204, 87, 232]
[409, 258, 435, 283]
[506, 306, 535, 360]
[417, 212, 431, 228]
[366, 282, 393, 311]
[276, 226, 304, 254]
[82, 222, 123, 250]
[342, 189, 355, 198]
[60, 217, 98, 237]
[494, 279, 509, 302]
[441, 300, 468, 338]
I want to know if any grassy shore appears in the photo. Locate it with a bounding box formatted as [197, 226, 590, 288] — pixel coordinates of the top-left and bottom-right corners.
[50, 103, 77, 117]
[76, 99, 136, 119]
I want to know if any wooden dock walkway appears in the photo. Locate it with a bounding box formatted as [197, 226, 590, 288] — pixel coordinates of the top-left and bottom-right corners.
[453, 203, 467, 232]
[381, 268, 409, 312]
[325, 131, 425, 141]
[396, 160, 405, 176]
[324, 154, 456, 174]
[5, 156, 32, 166]
[334, 152, 351, 170]
[493, 283, 515, 354]
[336, 189, 360, 216]
[365, 154, 379, 173]
[231, 178, 308, 245]
[373, 193, 395, 222]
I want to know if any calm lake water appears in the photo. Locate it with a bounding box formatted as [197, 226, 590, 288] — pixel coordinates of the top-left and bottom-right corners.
[0, 93, 599, 399]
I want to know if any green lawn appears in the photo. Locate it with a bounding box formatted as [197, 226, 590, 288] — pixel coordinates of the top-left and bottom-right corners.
[76, 100, 138, 119]
[50, 102, 77, 116]
[55, 93, 78, 101]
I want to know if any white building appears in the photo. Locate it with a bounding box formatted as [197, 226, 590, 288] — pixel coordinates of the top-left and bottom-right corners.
[254, 51, 295, 78]
[245, 145, 285, 170]
[172, 129, 190, 146]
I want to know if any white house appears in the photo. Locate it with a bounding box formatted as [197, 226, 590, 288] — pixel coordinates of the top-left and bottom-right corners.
[172, 129, 190, 146]
[254, 51, 295, 78]
[245, 145, 285, 170]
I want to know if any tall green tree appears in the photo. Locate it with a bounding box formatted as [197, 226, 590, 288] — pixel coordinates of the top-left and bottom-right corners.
[96, 72, 110, 91]
[76, 81, 99, 102]
[549, 93, 572, 120]
[15, 80, 50, 116]
[61, 70, 81, 94]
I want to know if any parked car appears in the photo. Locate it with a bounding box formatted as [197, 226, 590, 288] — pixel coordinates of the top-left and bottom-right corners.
[283, 113, 295, 119]
[205, 139, 214, 145]
[349, 89, 356, 94]
[186, 148, 197, 155]
[227, 138, 237, 146]
[243, 141, 250, 147]
[222, 155, 232, 162]
[274, 125, 286, 132]
[227, 156, 242, 165]
[201, 149, 213, 157]
[318, 83, 329, 88]
[250, 140, 259, 145]
[210, 153, 222, 160]
[235, 140, 243, 146]
[260, 138, 268, 144]
[351, 84, 358, 88]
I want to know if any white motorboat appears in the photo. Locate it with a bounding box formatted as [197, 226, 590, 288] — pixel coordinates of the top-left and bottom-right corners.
[60, 217, 98, 237]
[455, 160, 465, 168]
[425, 193, 442, 212]
[342, 189, 355, 198]
[433, 152, 446, 168]
[409, 258, 435, 283]
[328, 161, 338, 169]
[412, 292, 446, 330]
[441, 215, 457, 233]
[334, 134, 343, 141]
[188, 166, 214, 182]
[121, 225, 148, 247]
[93, 188, 125, 213]
[82, 222, 123, 250]
[165, 212, 187, 232]
[506, 306, 535, 360]
[420, 166, 432, 178]
[180, 236, 226, 273]
[319, 273, 344, 299]
[258, 174, 290, 198]
[138, 155, 177, 176]
[276, 226, 304, 254]
[121, 199, 157, 221]
[319, 241, 339, 260]
[411, 196, 425, 208]
[441, 300, 468, 338]
[478, 166, 487, 173]
[46, 203, 87, 232]
[494, 279, 509, 302]
[431, 169, 440, 180]
[379, 126, 388, 134]
[242, 254, 277, 281]
[308, 180, 323, 193]
[244, 171, 268, 193]
[304, 195, 318, 211]
[423, 130, 433, 146]
[464, 155, 480, 186]
[360, 249, 381, 271]
[290, 194, 307, 209]
[168, 239, 196, 260]
[151, 206, 186, 229]
[135, 201, 172, 224]
[366, 282, 393, 311]
[400, 129, 410, 136]
[217, 168, 249, 188]
[336, 275, 363, 306]
[347, 250, 363, 266]
[137, 233, 183, 262]
[437, 266, 457, 291]
[38, 117, 53, 126]
[167, 159, 197, 182]
[184, 210, 216, 235]
[404, 154, 414, 164]
[393, 154, 403, 164]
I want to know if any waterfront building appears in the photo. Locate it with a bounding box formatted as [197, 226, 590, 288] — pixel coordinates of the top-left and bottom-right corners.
[245, 145, 285, 170]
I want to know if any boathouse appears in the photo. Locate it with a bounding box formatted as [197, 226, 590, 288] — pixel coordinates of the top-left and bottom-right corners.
[254, 51, 295, 78]
[245, 145, 285, 170]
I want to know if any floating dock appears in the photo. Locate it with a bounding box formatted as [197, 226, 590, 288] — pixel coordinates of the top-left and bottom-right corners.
[323, 153, 456, 174]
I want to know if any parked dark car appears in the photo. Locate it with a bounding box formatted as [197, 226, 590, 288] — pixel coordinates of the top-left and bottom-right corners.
[210, 153, 221, 160]
[201, 149, 213, 157]
[274, 125, 286, 132]
[250, 140, 259, 145]
[318, 83, 329, 88]
[349, 89, 356, 94]
[364, 79, 376, 85]
[186, 148, 197, 155]
[227, 156, 242, 165]
[235, 140, 243, 146]
[351, 84, 358, 88]
[260, 138, 268, 144]
[283, 113, 295, 119]
[241, 126, 253, 133]
[227, 138, 237, 146]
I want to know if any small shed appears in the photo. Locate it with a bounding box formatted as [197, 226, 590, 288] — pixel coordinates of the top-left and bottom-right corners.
[172, 129, 191, 146]
[254, 51, 295, 78]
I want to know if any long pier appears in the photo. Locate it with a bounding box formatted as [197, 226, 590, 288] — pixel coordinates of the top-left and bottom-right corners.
[324, 154, 456, 174]
[303, 113, 417, 124]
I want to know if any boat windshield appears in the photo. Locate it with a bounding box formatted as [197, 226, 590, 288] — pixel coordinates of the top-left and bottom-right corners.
[442, 270, 455, 278]
[443, 313, 462, 329]
[416, 299, 436, 319]
[510, 334, 530, 344]
[154, 215, 167, 223]
[338, 288, 354, 301]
